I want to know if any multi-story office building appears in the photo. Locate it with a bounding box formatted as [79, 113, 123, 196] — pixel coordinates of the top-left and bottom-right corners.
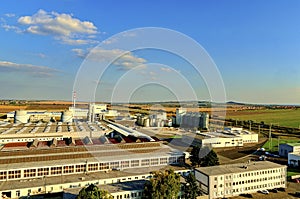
[195, 161, 286, 198]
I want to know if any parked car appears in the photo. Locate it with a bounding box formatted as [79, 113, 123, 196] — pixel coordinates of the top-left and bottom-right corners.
[259, 190, 269, 194]
[269, 188, 278, 193]
[292, 178, 300, 183]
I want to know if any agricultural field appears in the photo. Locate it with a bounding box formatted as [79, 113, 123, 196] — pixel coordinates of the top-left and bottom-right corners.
[262, 138, 300, 152]
[226, 108, 300, 128]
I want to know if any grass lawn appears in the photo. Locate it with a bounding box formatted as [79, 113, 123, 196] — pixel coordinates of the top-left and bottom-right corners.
[287, 168, 300, 178]
[262, 139, 300, 152]
[226, 109, 300, 128]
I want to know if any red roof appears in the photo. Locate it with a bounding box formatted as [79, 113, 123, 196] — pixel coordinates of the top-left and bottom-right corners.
[37, 141, 49, 148]
[91, 139, 102, 145]
[57, 140, 67, 147]
[123, 137, 134, 143]
[108, 138, 118, 144]
[75, 139, 84, 146]
[3, 142, 28, 148]
[139, 137, 149, 142]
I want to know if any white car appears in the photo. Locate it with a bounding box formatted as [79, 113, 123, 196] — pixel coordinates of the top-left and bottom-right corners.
[260, 190, 269, 194]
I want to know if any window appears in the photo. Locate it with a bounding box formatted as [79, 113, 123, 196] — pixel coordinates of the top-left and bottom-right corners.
[0, 171, 7, 180]
[88, 163, 98, 171]
[8, 170, 21, 179]
[37, 168, 49, 176]
[76, 164, 86, 172]
[51, 167, 62, 175]
[63, 166, 74, 174]
[110, 162, 119, 169]
[121, 161, 130, 168]
[16, 191, 20, 197]
[99, 163, 109, 170]
[131, 160, 140, 167]
[169, 157, 177, 164]
[141, 159, 150, 166]
[160, 158, 168, 164]
[150, 158, 159, 165]
[24, 169, 36, 178]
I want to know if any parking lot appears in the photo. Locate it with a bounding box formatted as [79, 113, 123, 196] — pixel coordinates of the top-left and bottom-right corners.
[232, 182, 300, 199]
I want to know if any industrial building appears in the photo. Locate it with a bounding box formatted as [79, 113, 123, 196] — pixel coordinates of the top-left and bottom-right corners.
[195, 161, 287, 198]
[175, 108, 209, 129]
[279, 143, 300, 157]
[0, 119, 186, 198]
[136, 111, 168, 127]
[8, 103, 117, 124]
[182, 128, 258, 148]
[288, 152, 300, 168]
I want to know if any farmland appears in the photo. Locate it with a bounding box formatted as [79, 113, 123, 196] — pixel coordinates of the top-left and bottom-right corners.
[226, 108, 300, 128]
[262, 138, 300, 152]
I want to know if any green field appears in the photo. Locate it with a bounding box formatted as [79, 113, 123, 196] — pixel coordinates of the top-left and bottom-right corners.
[227, 109, 300, 128]
[262, 138, 300, 152]
[287, 168, 300, 178]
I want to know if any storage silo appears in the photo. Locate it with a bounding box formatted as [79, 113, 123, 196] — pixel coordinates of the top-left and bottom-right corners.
[14, 110, 29, 123]
[143, 118, 150, 127]
[61, 110, 73, 123]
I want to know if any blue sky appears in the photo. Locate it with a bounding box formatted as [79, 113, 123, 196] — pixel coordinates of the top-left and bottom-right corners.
[0, 0, 299, 104]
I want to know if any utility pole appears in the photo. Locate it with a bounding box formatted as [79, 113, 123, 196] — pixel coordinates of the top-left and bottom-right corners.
[269, 124, 272, 151]
[277, 136, 280, 151]
[249, 121, 252, 131]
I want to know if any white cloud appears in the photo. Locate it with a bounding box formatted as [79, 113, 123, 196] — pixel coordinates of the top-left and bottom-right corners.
[0, 60, 60, 77]
[4, 13, 15, 18]
[14, 9, 98, 45]
[160, 67, 172, 72]
[73, 48, 147, 70]
[1, 24, 22, 33]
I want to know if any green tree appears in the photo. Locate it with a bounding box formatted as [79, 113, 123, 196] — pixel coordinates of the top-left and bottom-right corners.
[190, 145, 201, 167]
[200, 149, 219, 167]
[184, 172, 202, 199]
[143, 169, 181, 199]
[190, 146, 219, 167]
[76, 184, 113, 199]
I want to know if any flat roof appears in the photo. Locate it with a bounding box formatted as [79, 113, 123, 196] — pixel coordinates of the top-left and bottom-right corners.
[283, 143, 300, 147]
[196, 161, 286, 176]
[64, 180, 146, 197]
[0, 144, 183, 170]
[0, 165, 188, 191]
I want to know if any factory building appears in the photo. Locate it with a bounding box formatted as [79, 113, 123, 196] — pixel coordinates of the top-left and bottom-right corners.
[195, 161, 287, 198]
[0, 121, 186, 198]
[136, 111, 168, 127]
[288, 152, 300, 168]
[175, 108, 209, 129]
[12, 110, 61, 123]
[175, 108, 187, 126]
[182, 129, 258, 148]
[279, 143, 300, 157]
[9, 104, 117, 124]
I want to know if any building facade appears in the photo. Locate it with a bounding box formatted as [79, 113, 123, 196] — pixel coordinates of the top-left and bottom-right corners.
[288, 152, 300, 168]
[279, 143, 300, 157]
[195, 161, 286, 198]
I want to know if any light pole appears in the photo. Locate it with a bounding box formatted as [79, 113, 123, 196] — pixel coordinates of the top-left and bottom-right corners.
[269, 123, 279, 151]
[43, 175, 46, 194]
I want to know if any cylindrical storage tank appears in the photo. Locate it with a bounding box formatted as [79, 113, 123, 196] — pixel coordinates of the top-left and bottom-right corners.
[61, 110, 73, 123]
[14, 110, 28, 123]
[143, 118, 150, 127]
